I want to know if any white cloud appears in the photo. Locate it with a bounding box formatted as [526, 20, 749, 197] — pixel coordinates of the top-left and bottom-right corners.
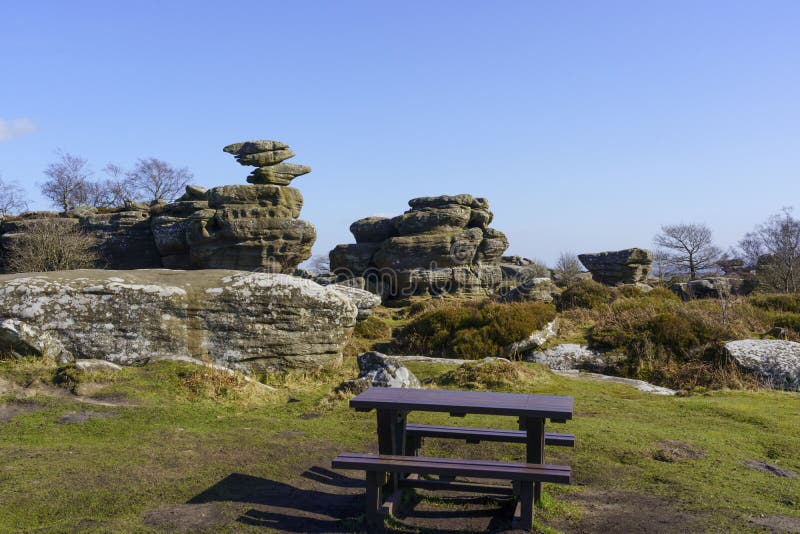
[0, 118, 37, 142]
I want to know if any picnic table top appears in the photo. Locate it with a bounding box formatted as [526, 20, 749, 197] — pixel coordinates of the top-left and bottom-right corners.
[350, 387, 573, 420]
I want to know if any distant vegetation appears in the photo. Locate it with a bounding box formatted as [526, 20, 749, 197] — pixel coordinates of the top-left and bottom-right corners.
[348, 282, 800, 393]
[397, 300, 557, 359]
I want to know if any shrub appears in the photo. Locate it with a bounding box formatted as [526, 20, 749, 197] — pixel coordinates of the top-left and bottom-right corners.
[749, 293, 800, 314]
[588, 295, 769, 389]
[5, 219, 99, 272]
[648, 287, 682, 302]
[397, 301, 557, 359]
[558, 279, 613, 310]
[618, 285, 644, 298]
[353, 316, 392, 340]
[436, 359, 551, 391]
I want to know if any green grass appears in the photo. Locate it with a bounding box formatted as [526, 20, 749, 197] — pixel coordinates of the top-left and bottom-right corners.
[1, 358, 798, 533]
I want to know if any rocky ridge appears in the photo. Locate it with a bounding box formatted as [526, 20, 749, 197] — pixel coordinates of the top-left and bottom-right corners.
[0, 140, 316, 274]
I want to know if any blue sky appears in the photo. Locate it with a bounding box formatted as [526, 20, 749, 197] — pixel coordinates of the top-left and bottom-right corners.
[1, 1, 798, 265]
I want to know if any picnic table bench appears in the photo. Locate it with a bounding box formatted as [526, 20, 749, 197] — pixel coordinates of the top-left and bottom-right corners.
[333, 387, 574, 531]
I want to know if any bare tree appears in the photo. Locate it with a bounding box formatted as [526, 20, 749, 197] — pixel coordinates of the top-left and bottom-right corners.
[738, 208, 800, 293]
[654, 223, 721, 280]
[84, 164, 138, 208]
[40, 151, 91, 212]
[126, 158, 192, 202]
[5, 219, 98, 272]
[553, 251, 583, 284]
[0, 174, 29, 216]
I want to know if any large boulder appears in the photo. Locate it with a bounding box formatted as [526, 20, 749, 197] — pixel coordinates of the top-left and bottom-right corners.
[0, 270, 358, 373]
[578, 248, 653, 285]
[724, 339, 800, 391]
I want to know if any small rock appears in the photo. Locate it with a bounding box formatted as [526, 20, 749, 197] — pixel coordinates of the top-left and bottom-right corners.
[528, 343, 606, 372]
[336, 352, 421, 394]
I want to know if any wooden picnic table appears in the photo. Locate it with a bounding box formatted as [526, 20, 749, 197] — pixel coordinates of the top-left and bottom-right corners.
[350, 387, 574, 502]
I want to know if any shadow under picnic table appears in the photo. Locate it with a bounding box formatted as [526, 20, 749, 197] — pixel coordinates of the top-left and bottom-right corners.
[188, 470, 364, 532]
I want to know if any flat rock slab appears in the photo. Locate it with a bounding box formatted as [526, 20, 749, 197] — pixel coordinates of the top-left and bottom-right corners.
[553, 370, 677, 395]
[56, 410, 118, 425]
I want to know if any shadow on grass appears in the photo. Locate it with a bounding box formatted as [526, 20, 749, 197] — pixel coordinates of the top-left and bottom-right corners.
[188, 468, 363, 532]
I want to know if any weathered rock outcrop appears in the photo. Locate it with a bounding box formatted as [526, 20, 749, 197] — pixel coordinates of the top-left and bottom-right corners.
[0, 269, 359, 373]
[330, 194, 509, 299]
[578, 248, 653, 285]
[670, 277, 751, 300]
[153, 140, 316, 272]
[724, 339, 800, 391]
[0, 140, 315, 274]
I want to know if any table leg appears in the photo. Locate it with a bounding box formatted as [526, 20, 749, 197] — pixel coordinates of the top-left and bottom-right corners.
[523, 416, 545, 504]
[376, 409, 407, 492]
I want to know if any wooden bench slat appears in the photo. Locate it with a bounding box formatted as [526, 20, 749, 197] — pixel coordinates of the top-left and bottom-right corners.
[332, 452, 571, 484]
[405, 423, 575, 447]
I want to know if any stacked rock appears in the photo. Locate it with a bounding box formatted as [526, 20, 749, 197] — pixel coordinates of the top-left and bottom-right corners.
[330, 194, 509, 299]
[149, 140, 316, 272]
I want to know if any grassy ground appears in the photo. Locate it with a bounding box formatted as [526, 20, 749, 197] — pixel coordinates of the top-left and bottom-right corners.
[1, 356, 799, 533]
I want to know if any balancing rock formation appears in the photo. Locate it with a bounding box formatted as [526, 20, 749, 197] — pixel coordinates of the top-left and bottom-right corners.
[330, 194, 509, 299]
[151, 140, 316, 272]
[578, 248, 653, 285]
